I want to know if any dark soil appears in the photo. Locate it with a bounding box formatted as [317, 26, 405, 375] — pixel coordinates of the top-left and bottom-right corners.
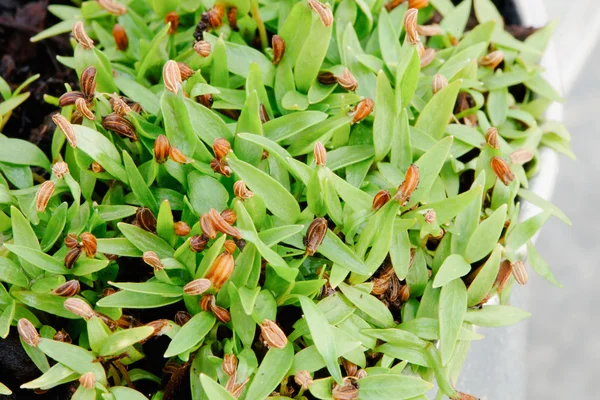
[0, 0, 77, 155]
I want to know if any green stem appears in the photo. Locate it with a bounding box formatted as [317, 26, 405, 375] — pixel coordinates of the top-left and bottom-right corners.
[251, 0, 269, 51]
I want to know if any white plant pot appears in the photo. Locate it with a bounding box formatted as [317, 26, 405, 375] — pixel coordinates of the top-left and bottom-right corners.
[456, 0, 563, 398]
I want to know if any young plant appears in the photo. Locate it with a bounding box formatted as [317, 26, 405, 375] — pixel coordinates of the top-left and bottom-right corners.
[0, 0, 572, 399]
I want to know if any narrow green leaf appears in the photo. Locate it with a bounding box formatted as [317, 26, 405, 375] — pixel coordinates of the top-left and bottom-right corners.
[299, 296, 342, 384]
[373, 71, 396, 162]
[200, 374, 236, 400]
[439, 278, 467, 364]
[464, 305, 531, 327]
[98, 326, 154, 356]
[0, 138, 49, 170]
[109, 281, 183, 297]
[527, 241, 562, 287]
[415, 80, 461, 140]
[505, 211, 551, 251]
[37, 338, 106, 384]
[97, 290, 181, 309]
[123, 151, 158, 215]
[188, 172, 229, 215]
[164, 312, 216, 357]
[244, 343, 294, 400]
[465, 204, 507, 262]
[467, 244, 502, 306]
[118, 222, 173, 258]
[358, 374, 433, 400]
[433, 255, 471, 288]
[228, 155, 300, 223]
[339, 282, 394, 328]
[4, 244, 70, 275]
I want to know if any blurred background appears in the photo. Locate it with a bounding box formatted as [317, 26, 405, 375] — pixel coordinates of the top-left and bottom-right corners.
[0, 0, 595, 399]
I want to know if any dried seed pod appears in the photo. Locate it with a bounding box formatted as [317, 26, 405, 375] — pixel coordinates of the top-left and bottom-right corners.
[154, 134, 170, 164]
[372, 190, 391, 211]
[200, 294, 215, 312]
[190, 235, 208, 252]
[307, 0, 333, 27]
[200, 213, 217, 240]
[318, 71, 338, 85]
[209, 208, 242, 239]
[271, 35, 285, 65]
[177, 62, 194, 81]
[165, 11, 180, 35]
[213, 138, 231, 159]
[52, 161, 69, 179]
[395, 164, 420, 206]
[174, 221, 191, 236]
[211, 304, 231, 323]
[91, 161, 105, 173]
[409, 0, 429, 9]
[510, 149, 534, 165]
[80, 232, 97, 257]
[35, 181, 55, 213]
[294, 370, 313, 389]
[420, 48, 436, 68]
[97, 0, 127, 15]
[18, 319, 40, 347]
[423, 209, 436, 224]
[197, 93, 214, 108]
[73, 21, 94, 49]
[169, 147, 192, 164]
[210, 158, 232, 177]
[495, 260, 513, 292]
[332, 377, 359, 400]
[59, 91, 85, 107]
[479, 50, 504, 70]
[371, 278, 389, 296]
[350, 97, 374, 124]
[404, 8, 420, 45]
[102, 288, 117, 297]
[52, 280, 81, 297]
[485, 127, 500, 149]
[183, 278, 212, 295]
[72, 110, 84, 124]
[80, 66, 97, 99]
[432, 74, 448, 94]
[336, 69, 358, 91]
[102, 113, 137, 141]
[223, 354, 238, 376]
[356, 369, 367, 379]
[342, 358, 358, 377]
[385, 0, 403, 11]
[220, 209, 237, 225]
[79, 372, 96, 390]
[227, 7, 239, 31]
[163, 60, 182, 94]
[205, 252, 235, 289]
[145, 319, 170, 339]
[112, 24, 128, 51]
[224, 240, 237, 255]
[143, 251, 165, 271]
[233, 180, 254, 200]
[314, 141, 327, 166]
[136, 207, 157, 232]
[111, 95, 132, 117]
[175, 311, 192, 326]
[259, 319, 288, 349]
[304, 218, 328, 256]
[64, 298, 95, 320]
[65, 233, 79, 249]
[511, 260, 528, 285]
[194, 40, 212, 57]
[75, 98, 95, 120]
[116, 314, 141, 329]
[417, 24, 443, 36]
[204, 5, 225, 28]
[259, 104, 270, 124]
[52, 113, 77, 148]
[226, 371, 249, 398]
[490, 156, 515, 186]
[53, 329, 72, 343]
